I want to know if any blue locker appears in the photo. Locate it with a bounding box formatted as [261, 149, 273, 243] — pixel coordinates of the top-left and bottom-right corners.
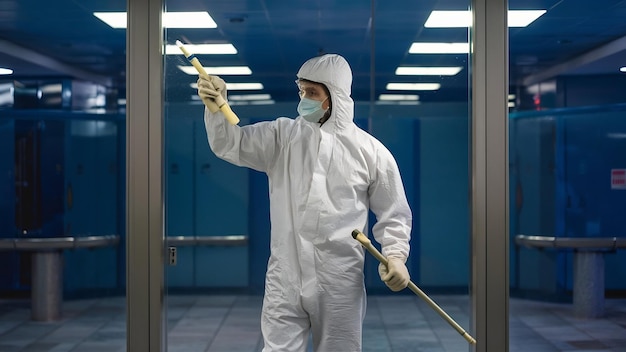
[193, 119, 249, 236]
[63, 116, 121, 294]
[165, 114, 195, 287]
[14, 119, 65, 238]
[165, 115, 195, 237]
[194, 118, 249, 287]
[163, 106, 249, 289]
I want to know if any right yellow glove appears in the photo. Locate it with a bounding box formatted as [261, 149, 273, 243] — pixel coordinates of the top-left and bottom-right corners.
[197, 75, 227, 109]
[378, 257, 410, 292]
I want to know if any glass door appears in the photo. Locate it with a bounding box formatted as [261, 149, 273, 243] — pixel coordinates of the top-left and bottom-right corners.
[160, 1, 478, 351]
[508, 0, 626, 351]
[0, 1, 127, 351]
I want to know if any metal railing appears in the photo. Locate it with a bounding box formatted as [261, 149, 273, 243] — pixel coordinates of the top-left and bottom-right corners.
[1, 234, 247, 321]
[514, 234, 626, 319]
[166, 235, 248, 246]
[0, 235, 121, 250]
[514, 235, 626, 251]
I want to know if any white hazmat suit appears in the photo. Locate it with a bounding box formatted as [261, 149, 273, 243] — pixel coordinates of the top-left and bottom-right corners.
[202, 54, 412, 352]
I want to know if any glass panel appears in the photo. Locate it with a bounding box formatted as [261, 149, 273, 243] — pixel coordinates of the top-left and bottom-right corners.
[509, 1, 626, 351]
[163, 1, 472, 351]
[0, 2, 127, 350]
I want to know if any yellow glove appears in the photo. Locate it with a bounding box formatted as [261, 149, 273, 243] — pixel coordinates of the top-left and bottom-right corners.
[197, 75, 227, 109]
[378, 257, 410, 292]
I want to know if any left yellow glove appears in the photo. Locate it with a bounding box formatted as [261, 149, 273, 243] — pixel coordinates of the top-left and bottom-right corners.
[378, 257, 410, 292]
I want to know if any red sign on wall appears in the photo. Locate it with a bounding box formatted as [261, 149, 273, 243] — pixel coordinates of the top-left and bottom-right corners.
[611, 169, 626, 190]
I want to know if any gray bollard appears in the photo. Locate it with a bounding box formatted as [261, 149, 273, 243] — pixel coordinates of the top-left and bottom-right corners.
[573, 251, 604, 319]
[31, 251, 63, 321]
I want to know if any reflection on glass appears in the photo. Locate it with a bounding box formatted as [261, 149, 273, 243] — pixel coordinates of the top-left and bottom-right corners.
[509, 1, 626, 350]
[0, 2, 127, 350]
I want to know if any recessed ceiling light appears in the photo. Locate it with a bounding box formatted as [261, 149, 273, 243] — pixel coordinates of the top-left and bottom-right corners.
[409, 42, 469, 54]
[0, 68, 13, 75]
[376, 100, 421, 105]
[229, 94, 272, 101]
[386, 83, 441, 91]
[178, 66, 252, 75]
[509, 10, 547, 27]
[164, 12, 217, 28]
[395, 66, 462, 76]
[379, 94, 419, 101]
[93, 12, 126, 28]
[620, 66, 626, 73]
[425, 11, 470, 28]
[249, 100, 275, 105]
[190, 82, 264, 90]
[225, 83, 264, 90]
[165, 44, 237, 55]
[424, 10, 546, 28]
[94, 11, 217, 29]
[229, 99, 276, 106]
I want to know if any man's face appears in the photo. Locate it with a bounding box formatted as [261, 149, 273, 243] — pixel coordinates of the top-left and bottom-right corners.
[296, 80, 330, 110]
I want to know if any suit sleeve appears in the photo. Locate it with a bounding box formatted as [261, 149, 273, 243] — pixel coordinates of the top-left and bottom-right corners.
[203, 107, 282, 173]
[368, 147, 412, 261]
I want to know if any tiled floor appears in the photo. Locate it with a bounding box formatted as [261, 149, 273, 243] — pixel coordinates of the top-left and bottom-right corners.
[0, 294, 625, 351]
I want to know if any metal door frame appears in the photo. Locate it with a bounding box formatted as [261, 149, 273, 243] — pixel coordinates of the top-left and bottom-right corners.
[125, 0, 510, 350]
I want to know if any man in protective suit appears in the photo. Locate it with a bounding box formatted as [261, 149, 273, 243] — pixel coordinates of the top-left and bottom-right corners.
[198, 53, 412, 352]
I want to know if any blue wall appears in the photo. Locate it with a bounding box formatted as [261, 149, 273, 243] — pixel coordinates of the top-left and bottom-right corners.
[62, 118, 124, 296]
[164, 107, 249, 289]
[4, 100, 625, 300]
[0, 119, 16, 290]
[0, 112, 124, 297]
[510, 104, 626, 299]
[163, 101, 471, 293]
[416, 116, 470, 288]
[556, 75, 626, 108]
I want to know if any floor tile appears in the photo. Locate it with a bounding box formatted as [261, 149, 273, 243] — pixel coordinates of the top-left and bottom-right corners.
[0, 295, 624, 351]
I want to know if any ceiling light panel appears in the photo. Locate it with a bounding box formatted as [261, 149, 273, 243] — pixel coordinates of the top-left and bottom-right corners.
[94, 11, 217, 29]
[386, 83, 441, 91]
[509, 10, 547, 27]
[424, 10, 546, 28]
[229, 94, 272, 101]
[379, 94, 420, 101]
[93, 12, 126, 28]
[190, 82, 264, 90]
[164, 12, 217, 28]
[395, 66, 463, 75]
[409, 42, 469, 54]
[178, 66, 252, 75]
[165, 44, 237, 55]
[425, 11, 470, 28]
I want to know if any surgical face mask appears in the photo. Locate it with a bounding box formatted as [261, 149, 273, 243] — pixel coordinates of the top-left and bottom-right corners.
[298, 97, 328, 123]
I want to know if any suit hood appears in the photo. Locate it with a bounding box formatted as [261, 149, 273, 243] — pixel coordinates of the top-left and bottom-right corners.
[296, 54, 354, 131]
